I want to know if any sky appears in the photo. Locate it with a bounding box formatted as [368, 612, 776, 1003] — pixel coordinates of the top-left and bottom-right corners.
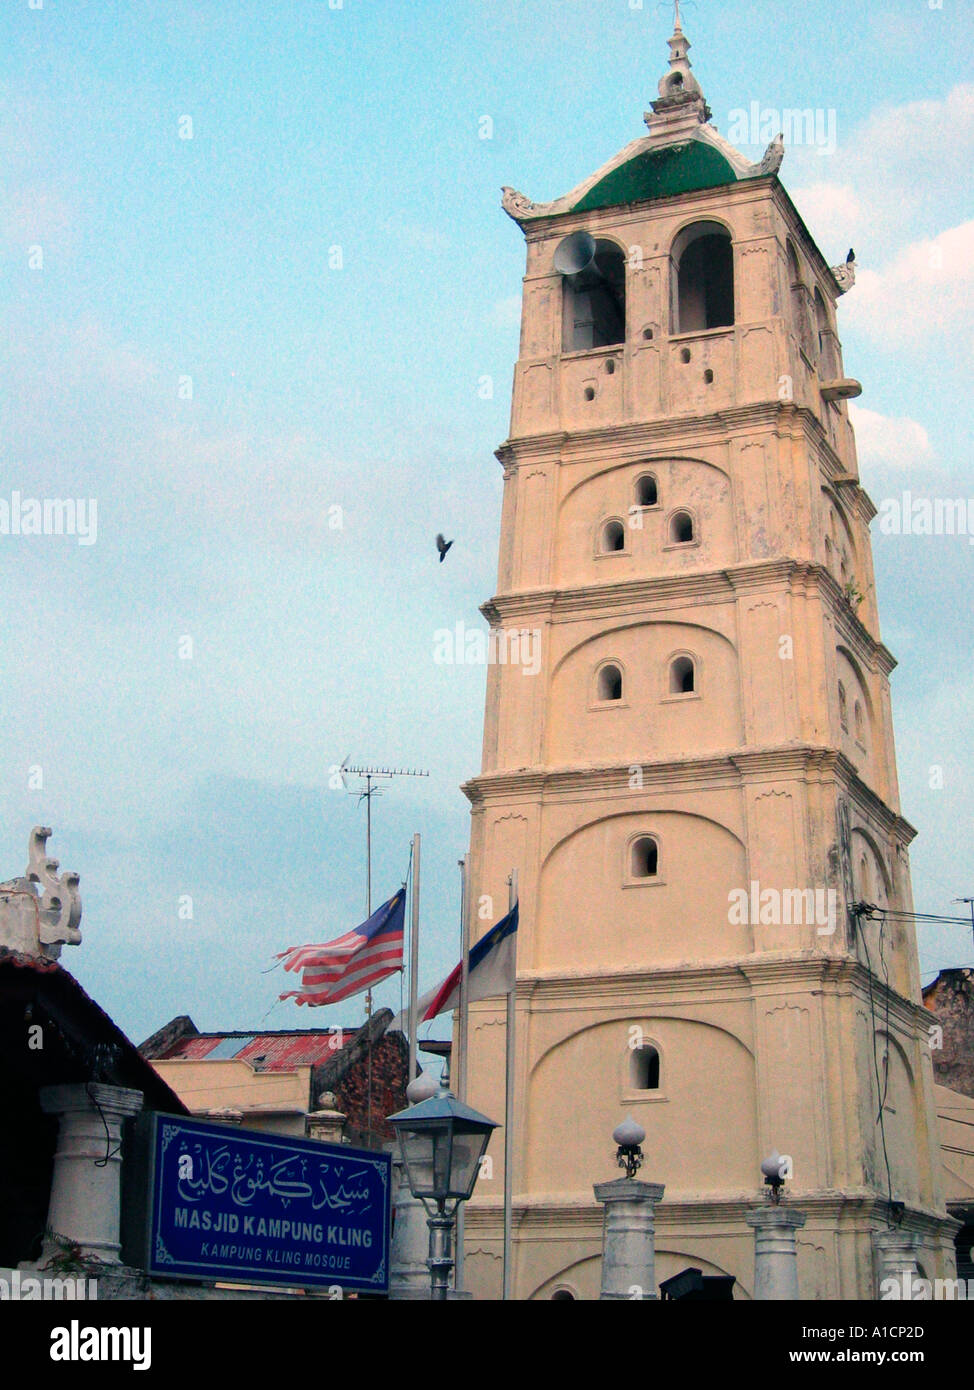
[0, 0, 971, 1048]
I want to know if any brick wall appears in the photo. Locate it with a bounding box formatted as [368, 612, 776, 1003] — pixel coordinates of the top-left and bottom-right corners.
[333, 1034, 409, 1148]
[924, 969, 974, 1099]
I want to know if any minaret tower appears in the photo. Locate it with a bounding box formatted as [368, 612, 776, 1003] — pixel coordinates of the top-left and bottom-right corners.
[461, 17, 955, 1299]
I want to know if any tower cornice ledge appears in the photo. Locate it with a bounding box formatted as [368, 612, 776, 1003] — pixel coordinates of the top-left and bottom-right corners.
[481, 562, 895, 672]
[500, 399, 810, 460]
[489, 954, 928, 1032]
[495, 433, 569, 473]
[462, 747, 916, 844]
[465, 744, 846, 799]
[834, 752, 917, 844]
[834, 471, 878, 523]
[481, 571, 735, 624]
[464, 750, 755, 803]
[496, 405, 863, 498]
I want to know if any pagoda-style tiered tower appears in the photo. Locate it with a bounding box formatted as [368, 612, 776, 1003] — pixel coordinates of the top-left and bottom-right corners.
[460, 15, 955, 1299]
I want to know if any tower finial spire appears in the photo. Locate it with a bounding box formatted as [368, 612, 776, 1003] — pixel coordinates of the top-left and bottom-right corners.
[644, 1, 711, 139]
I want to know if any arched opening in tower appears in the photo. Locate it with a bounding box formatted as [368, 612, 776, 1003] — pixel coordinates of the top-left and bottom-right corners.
[597, 664, 623, 701]
[673, 223, 734, 333]
[562, 241, 627, 353]
[629, 1044, 661, 1090]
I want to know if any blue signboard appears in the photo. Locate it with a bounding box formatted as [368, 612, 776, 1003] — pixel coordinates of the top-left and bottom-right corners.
[142, 1115, 390, 1292]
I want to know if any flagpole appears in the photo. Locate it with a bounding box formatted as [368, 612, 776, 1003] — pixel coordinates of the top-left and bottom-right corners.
[458, 855, 471, 1102]
[455, 853, 471, 1292]
[407, 833, 420, 1087]
[503, 867, 518, 1301]
[343, 763, 429, 1147]
[365, 774, 374, 1138]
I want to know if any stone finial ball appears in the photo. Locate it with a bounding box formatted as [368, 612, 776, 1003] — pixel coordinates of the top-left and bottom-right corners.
[613, 1115, 646, 1148]
[760, 1151, 783, 1179]
[406, 1071, 438, 1105]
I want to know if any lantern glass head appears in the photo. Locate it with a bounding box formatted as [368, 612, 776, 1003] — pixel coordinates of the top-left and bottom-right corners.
[389, 1094, 498, 1207]
[399, 1129, 436, 1200]
[447, 1127, 490, 1201]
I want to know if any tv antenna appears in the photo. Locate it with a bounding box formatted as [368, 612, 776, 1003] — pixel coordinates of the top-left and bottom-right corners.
[339, 761, 429, 1144]
[342, 763, 430, 920]
[340, 761, 429, 1005]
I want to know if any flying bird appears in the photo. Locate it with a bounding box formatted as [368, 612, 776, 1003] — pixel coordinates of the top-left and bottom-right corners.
[436, 533, 454, 563]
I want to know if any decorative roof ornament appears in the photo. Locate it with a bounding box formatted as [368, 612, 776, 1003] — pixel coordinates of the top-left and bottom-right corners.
[0, 826, 82, 961]
[644, 3, 712, 142]
[749, 133, 785, 178]
[831, 248, 857, 295]
[498, 8, 786, 225]
[501, 186, 541, 221]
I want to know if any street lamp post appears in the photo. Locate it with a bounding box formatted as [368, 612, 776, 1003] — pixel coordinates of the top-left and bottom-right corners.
[594, 1117, 665, 1300]
[747, 1150, 806, 1300]
[387, 1062, 498, 1301]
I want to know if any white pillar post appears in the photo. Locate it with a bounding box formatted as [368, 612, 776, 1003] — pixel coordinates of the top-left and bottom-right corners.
[593, 1178, 665, 1300]
[874, 1230, 920, 1299]
[204, 1108, 244, 1126]
[306, 1091, 346, 1146]
[387, 1148, 431, 1300]
[746, 1205, 806, 1300]
[38, 1083, 143, 1264]
[388, 1073, 438, 1300]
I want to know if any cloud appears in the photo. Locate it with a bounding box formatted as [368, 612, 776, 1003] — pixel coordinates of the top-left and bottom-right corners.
[789, 84, 974, 257]
[0, 185, 77, 257]
[70, 318, 157, 389]
[785, 88, 974, 364]
[849, 405, 935, 473]
[790, 183, 864, 246]
[488, 294, 522, 327]
[844, 221, 974, 350]
[377, 217, 453, 254]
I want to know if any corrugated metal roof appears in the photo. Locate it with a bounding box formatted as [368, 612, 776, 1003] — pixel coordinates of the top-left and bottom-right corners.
[162, 1030, 354, 1069]
[164, 1036, 228, 1061]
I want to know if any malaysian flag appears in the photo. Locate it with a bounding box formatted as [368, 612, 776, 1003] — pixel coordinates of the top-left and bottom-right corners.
[277, 889, 406, 1007]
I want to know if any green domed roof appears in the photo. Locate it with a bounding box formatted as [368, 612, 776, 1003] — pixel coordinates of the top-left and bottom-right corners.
[572, 139, 738, 214]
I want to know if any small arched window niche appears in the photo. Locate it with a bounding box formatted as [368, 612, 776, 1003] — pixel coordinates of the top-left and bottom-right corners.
[671, 221, 735, 334]
[629, 1044, 661, 1092]
[594, 661, 624, 704]
[667, 654, 697, 697]
[599, 518, 627, 555]
[634, 473, 660, 509]
[626, 834, 661, 886]
[667, 509, 697, 546]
